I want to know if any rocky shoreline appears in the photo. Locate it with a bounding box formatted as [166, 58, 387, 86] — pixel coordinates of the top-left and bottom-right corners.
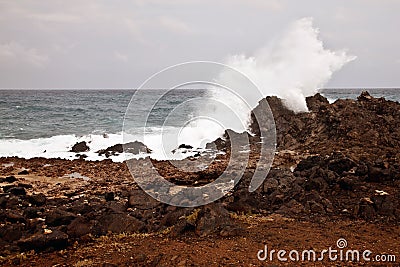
[1, 91, 400, 266]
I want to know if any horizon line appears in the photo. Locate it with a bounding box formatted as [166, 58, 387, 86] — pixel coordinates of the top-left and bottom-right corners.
[0, 87, 400, 90]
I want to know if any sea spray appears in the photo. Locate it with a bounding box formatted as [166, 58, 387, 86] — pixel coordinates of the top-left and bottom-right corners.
[218, 17, 356, 112]
[175, 17, 356, 149]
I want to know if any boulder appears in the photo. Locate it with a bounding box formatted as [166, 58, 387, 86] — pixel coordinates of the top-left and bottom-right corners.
[18, 170, 29, 175]
[0, 224, 23, 242]
[70, 141, 89, 153]
[67, 217, 93, 238]
[28, 193, 47, 206]
[17, 230, 69, 252]
[178, 144, 193, 149]
[195, 203, 239, 237]
[5, 176, 17, 183]
[46, 209, 77, 226]
[127, 189, 160, 210]
[96, 212, 145, 234]
[97, 141, 151, 156]
[5, 186, 26, 196]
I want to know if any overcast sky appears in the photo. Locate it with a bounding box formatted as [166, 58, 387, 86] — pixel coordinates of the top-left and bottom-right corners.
[0, 0, 399, 89]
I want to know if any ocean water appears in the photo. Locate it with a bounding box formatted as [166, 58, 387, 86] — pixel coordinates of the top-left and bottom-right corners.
[0, 89, 208, 161]
[319, 88, 400, 103]
[1, 88, 399, 161]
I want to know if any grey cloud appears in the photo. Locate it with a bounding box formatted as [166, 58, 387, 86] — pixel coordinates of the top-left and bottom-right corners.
[0, 0, 399, 88]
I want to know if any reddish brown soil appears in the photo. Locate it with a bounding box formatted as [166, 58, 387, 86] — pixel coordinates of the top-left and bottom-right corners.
[6, 217, 399, 266]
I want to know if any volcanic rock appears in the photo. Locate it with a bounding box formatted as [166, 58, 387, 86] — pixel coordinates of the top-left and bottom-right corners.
[17, 230, 69, 252]
[18, 169, 29, 175]
[70, 141, 90, 153]
[178, 144, 193, 149]
[104, 191, 115, 201]
[28, 193, 47, 206]
[67, 217, 93, 238]
[127, 189, 160, 210]
[96, 212, 145, 234]
[97, 141, 151, 156]
[5, 186, 26, 196]
[0, 224, 23, 243]
[5, 176, 17, 183]
[306, 93, 329, 111]
[195, 203, 239, 237]
[45, 209, 77, 226]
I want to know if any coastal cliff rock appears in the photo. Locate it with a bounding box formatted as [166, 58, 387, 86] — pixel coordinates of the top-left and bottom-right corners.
[251, 91, 400, 161]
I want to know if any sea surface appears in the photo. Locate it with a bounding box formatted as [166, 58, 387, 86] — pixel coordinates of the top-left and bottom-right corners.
[1, 88, 399, 161]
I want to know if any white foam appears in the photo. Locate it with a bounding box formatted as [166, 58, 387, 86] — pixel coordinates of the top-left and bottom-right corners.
[219, 17, 356, 113]
[0, 128, 206, 162]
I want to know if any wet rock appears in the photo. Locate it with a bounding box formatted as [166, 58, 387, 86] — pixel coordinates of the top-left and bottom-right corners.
[17, 229, 69, 252]
[70, 141, 90, 152]
[97, 141, 151, 156]
[76, 154, 88, 159]
[178, 144, 193, 149]
[127, 141, 152, 153]
[250, 91, 400, 161]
